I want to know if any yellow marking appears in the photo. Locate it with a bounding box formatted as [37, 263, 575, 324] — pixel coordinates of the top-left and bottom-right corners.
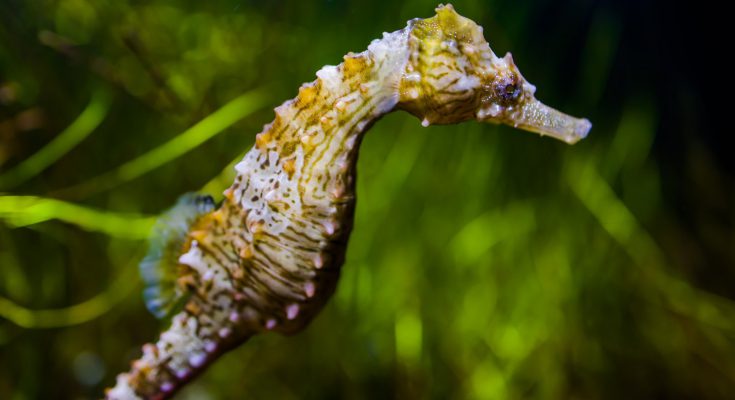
[190, 230, 208, 243]
[239, 245, 253, 259]
[298, 84, 318, 105]
[256, 132, 271, 149]
[185, 301, 201, 315]
[211, 209, 225, 223]
[282, 158, 296, 178]
[343, 54, 366, 77]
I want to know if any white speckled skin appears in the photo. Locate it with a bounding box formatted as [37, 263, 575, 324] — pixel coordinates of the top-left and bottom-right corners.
[107, 5, 589, 399]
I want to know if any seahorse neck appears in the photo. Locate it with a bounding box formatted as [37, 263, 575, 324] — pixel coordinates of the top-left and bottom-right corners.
[228, 28, 411, 217]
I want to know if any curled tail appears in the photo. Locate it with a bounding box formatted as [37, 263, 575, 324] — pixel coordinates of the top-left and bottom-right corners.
[106, 306, 253, 399]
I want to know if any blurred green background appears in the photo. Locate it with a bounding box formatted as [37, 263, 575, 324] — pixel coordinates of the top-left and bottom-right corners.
[1, 0, 733, 399]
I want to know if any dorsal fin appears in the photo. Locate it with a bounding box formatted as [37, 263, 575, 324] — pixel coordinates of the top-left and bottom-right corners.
[139, 193, 216, 318]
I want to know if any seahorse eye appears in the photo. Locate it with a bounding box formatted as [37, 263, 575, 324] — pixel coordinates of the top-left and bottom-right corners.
[493, 74, 522, 106]
[504, 83, 520, 100]
[498, 82, 520, 104]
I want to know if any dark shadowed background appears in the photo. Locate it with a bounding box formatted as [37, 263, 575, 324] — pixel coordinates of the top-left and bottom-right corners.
[1, 0, 732, 399]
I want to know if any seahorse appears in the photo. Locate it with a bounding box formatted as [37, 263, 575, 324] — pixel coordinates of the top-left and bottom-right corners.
[106, 4, 591, 399]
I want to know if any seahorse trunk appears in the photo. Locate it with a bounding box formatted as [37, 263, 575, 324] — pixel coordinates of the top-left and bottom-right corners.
[107, 4, 590, 398]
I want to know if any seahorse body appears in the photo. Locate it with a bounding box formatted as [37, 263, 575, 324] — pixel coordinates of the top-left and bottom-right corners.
[107, 4, 591, 399]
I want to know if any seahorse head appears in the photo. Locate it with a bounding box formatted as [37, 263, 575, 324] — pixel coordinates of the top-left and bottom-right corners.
[398, 4, 591, 143]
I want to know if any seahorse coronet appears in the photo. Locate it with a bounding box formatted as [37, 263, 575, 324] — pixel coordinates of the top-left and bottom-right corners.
[107, 4, 590, 399]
